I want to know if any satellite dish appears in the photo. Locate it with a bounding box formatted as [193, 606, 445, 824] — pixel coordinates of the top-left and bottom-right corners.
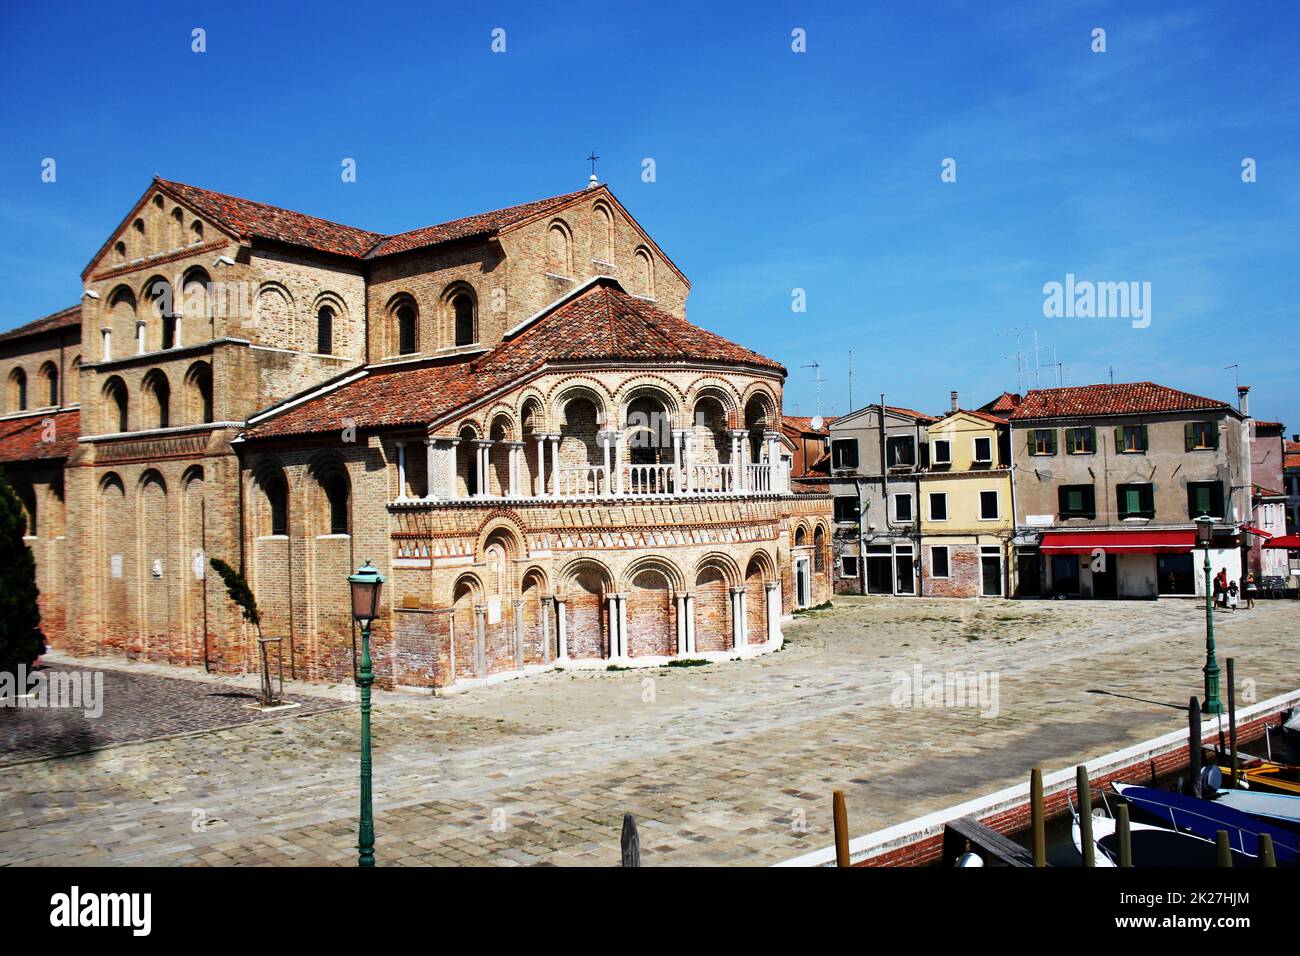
[810, 415, 824, 430]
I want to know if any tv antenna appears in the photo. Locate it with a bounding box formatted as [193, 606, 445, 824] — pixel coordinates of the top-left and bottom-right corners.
[802, 361, 823, 421]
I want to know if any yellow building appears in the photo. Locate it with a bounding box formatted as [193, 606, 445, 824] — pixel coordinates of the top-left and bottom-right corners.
[918, 409, 1014, 597]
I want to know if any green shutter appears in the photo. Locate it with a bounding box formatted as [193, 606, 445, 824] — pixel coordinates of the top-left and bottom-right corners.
[1064, 429, 1075, 454]
[1195, 485, 1210, 516]
[1125, 487, 1140, 515]
[1087, 427, 1096, 453]
[1048, 429, 1057, 455]
[1185, 422, 1195, 451]
[1210, 424, 1220, 450]
[1114, 426, 1123, 452]
[1140, 424, 1149, 451]
[1083, 486, 1095, 516]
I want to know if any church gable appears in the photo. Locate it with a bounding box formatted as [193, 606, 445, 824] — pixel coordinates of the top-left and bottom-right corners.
[83, 182, 232, 281]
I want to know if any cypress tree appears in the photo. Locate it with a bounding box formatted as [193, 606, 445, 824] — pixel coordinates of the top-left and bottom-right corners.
[0, 468, 46, 676]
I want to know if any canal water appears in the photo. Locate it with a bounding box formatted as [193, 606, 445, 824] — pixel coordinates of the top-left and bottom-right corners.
[997, 726, 1300, 867]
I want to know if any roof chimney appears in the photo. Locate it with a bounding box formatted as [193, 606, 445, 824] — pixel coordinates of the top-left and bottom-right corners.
[1237, 384, 1251, 417]
[950, 390, 959, 413]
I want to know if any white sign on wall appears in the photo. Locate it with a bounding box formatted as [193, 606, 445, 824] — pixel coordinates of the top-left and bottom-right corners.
[110, 555, 123, 579]
[192, 549, 206, 580]
[1025, 515, 1055, 527]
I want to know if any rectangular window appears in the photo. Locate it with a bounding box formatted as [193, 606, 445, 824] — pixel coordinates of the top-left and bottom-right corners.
[886, 435, 916, 467]
[1058, 484, 1096, 519]
[1064, 426, 1095, 454]
[979, 490, 999, 520]
[931, 439, 951, 465]
[931, 546, 950, 578]
[973, 436, 992, 463]
[929, 492, 948, 521]
[831, 438, 859, 470]
[1117, 482, 1155, 519]
[1185, 421, 1219, 451]
[1186, 481, 1224, 519]
[1115, 424, 1148, 453]
[894, 493, 913, 522]
[833, 495, 861, 523]
[1030, 429, 1057, 456]
[841, 555, 859, 578]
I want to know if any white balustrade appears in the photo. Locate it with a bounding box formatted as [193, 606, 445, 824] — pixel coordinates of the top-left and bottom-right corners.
[554, 465, 608, 497]
[622, 463, 676, 496]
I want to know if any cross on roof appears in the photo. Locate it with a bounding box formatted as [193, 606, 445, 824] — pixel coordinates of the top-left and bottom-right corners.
[587, 151, 600, 177]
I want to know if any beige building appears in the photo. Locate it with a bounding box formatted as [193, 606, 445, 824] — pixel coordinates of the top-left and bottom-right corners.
[0, 177, 833, 688]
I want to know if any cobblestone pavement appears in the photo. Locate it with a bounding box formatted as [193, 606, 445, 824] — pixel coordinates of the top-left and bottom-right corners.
[1, 598, 1297, 866]
[0, 665, 346, 766]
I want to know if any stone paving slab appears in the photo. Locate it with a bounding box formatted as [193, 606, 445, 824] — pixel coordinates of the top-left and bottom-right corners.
[0, 664, 346, 766]
[0, 597, 1296, 866]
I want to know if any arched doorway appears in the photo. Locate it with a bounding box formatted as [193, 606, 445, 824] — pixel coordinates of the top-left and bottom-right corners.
[626, 566, 675, 657]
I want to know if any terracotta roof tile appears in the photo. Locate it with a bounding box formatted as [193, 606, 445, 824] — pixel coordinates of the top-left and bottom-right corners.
[1009, 383, 1234, 421]
[0, 409, 79, 463]
[0, 305, 80, 345]
[154, 179, 598, 261]
[981, 391, 1022, 414]
[247, 279, 782, 440]
[884, 405, 940, 423]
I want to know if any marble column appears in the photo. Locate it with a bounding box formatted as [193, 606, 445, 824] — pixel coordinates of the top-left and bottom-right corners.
[684, 593, 696, 654]
[395, 441, 407, 500]
[555, 597, 568, 658]
[535, 434, 548, 496]
[513, 598, 525, 669]
[541, 596, 554, 661]
[424, 438, 437, 499]
[100, 327, 112, 362]
[474, 604, 487, 676]
[136, 319, 147, 355]
[765, 581, 781, 643]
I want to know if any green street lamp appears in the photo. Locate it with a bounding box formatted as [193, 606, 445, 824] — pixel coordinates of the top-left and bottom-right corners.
[348, 559, 385, 867]
[1194, 515, 1222, 716]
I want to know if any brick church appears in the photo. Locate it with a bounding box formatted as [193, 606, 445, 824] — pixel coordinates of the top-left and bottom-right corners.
[0, 176, 833, 689]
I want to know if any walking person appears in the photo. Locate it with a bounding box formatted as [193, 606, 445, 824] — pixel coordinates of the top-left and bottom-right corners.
[1213, 568, 1227, 608]
[1227, 579, 1239, 612]
[1244, 571, 1257, 609]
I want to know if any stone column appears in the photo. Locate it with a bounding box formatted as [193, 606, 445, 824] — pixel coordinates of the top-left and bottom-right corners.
[507, 442, 524, 497]
[730, 430, 748, 491]
[172, 313, 182, 348]
[423, 438, 435, 499]
[764, 429, 780, 492]
[681, 428, 693, 493]
[136, 319, 147, 355]
[474, 604, 487, 676]
[541, 596, 554, 661]
[684, 593, 696, 654]
[674, 593, 686, 655]
[447, 438, 460, 497]
[513, 598, 525, 669]
[729, 587, 744, 648]
[617, 594, 628, 658]
[606, 594, 620, 659]
[100, 327, 112, 362]
[556, 597, 568, 658]
[613, 430, 625, 495]
[672, 428, 684, 495]
[765, 581, 781, 643]
[536, 434, 548, 496]
[395, 441, 407, 500]
[599, 430, 614, 497]
[475, 440, 492, 497]
[548, 435, 561, 497]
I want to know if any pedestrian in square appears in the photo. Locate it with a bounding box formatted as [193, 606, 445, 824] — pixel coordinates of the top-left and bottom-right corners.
[1244, 572, 1257, 609]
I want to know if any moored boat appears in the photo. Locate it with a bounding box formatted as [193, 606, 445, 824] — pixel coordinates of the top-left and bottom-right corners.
[1113, 783, 1300, 863]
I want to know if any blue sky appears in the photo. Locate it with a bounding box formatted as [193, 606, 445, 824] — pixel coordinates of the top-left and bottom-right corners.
[1, 1, 1296, 425]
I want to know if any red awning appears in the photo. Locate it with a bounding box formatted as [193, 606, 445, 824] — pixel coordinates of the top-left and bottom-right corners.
[1039, 530, 1196, 555]
[1263, 534, 1300, 549]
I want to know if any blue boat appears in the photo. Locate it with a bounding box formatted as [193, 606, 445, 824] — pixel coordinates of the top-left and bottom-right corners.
[1114, 783, 1300, 863]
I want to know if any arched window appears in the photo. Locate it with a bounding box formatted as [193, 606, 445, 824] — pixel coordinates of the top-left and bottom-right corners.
[114, 241, 127, 262]
[634, 247, 655, 298]
[143, 370, 170, 429]
[39, 362, 58, 407]
[146, 277, 176, 350]
[104, 376, 128, 432]
[317, 307, 334, 355]
[547, 221, 572, 275]
[814, 526, 826, 572]
[396, 303, 417, 355]
[265, 475, 288, 536]
[453, 294, 475, 346]
[9, 369, 27, 412]
[185, 362, 213, 424]
[323, 473, 349, 535]
[190, 220, 203, 243]
[593, 203, 614, 263]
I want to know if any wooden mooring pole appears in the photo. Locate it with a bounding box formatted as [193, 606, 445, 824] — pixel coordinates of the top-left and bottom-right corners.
[832, 790, 850, 867]
[1115, 803, 1133, 868]
[1030, 767, 1046, 867]
[1076, 765, 1095, 868]
[1215, 830, 1232, 867]
[1226, 658, 1239, 790]
[1188, 696, 1203, 797]
[620, 813, 640, 867]
[1259, 833, 1276, 868]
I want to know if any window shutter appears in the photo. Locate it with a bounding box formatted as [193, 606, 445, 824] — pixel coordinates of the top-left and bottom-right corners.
[1140, 424, 1149, 451]
[1048, 429, 1057, 455]
[1083, 485, 1095, 517]
[1185, 422, 1195, 451]
[1064, 429, 1075, 454]
[1087, 426, 1096, 452]
[1114, 426, 1123, 452]
[1058, 486, 1068, 513]
[1211, 424, 1220, 450]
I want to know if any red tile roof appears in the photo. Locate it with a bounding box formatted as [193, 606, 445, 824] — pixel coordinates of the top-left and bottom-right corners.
[782, 415, 836, 435]
[247, 278, 782, 439]
[1009, 383, 1234, 421]
[368, 189, 592, 257]
[885, 405, 940, 423]
[151, 179, 600, 262]
[0, 305, 80, 345]
[0, 409, 79, 463]
[981, 391, 1022, 414]
[1285, 440, 1300, 471]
